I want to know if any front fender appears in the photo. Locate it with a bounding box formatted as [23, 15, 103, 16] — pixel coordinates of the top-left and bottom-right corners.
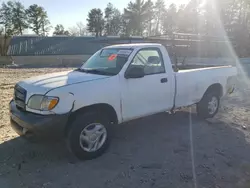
[47, 91, 75, 114]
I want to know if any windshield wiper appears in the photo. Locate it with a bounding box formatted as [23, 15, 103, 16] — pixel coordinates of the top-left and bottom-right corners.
[76, 68, 114, 76]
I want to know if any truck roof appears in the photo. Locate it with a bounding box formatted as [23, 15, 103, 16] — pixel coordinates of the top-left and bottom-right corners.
[104, 43, 162, 49]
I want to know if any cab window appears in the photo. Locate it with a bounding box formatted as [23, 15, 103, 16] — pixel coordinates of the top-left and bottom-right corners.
[128, 48, 165, 75]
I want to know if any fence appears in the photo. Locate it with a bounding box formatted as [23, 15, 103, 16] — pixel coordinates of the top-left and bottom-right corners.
[0, 33, 239, 67]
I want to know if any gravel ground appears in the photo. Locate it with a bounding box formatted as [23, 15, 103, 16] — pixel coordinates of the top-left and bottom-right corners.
[1, 67, 250, 188]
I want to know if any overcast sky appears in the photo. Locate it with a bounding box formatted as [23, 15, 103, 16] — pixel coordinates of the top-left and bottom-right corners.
[9, 0, 190, 31]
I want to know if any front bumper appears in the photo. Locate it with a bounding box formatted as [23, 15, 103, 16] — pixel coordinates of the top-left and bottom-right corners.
[9, 100, 69, 138]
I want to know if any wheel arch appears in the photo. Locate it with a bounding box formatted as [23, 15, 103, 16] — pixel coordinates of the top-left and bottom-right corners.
[65, 103, 118, 136]
[202, 83, 223, 100]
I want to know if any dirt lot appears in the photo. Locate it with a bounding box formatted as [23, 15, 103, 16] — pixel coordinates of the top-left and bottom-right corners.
[1, 67, 250, 188]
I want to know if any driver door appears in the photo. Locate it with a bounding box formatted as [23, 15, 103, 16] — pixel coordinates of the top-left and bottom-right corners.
[120, 48, 174, 122]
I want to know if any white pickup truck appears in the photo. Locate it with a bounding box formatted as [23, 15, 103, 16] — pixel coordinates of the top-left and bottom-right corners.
[10, 43, 237, 160]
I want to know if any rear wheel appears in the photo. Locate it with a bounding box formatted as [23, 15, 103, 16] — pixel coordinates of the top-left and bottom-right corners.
[197, 92, 220, 119]
[66, 113, 111, 160]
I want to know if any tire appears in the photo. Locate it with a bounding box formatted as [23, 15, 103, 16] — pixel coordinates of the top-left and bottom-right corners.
[197, 91, 220, 119]
[66, 112, 111, 160]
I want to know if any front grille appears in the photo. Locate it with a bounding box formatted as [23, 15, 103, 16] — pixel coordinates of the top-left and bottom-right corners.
[14, 84, 27, 110]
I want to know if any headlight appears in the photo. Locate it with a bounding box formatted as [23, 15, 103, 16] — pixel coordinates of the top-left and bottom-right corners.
[27, 95, 59, 111]
[41, 96, 59, 111]
[27, 95, 44, 110]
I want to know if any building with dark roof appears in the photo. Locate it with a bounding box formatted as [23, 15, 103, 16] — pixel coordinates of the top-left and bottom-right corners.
[6, 36, 146, 67]
[5, 35, 234, 67]
[8, 36, 145, 56]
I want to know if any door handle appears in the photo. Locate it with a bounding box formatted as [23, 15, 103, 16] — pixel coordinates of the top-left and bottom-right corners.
[161, 78, 168, 83]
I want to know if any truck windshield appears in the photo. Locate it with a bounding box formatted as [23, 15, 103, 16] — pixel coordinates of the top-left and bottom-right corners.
[79, 48, 133, 75]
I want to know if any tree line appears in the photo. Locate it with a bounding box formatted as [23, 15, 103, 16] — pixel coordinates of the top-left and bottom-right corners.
[85, 0, 250, 57]
[85, 0, 250, 39]
[0, 1, 86, 37]
[0, 1, 50, 36]
[2, 0, 250, 38]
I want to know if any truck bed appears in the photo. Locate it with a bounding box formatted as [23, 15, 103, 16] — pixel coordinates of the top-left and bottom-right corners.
[174, 65, 237, 109]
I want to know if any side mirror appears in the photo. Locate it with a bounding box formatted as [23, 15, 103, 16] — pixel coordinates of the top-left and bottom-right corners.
[125, 66, 145, 79]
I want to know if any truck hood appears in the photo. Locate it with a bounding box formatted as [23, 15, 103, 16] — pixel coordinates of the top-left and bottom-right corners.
[18, 70, 110, 95]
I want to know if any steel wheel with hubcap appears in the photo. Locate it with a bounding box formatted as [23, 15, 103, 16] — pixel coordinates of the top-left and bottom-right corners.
[197, 91, 220, 119]
[66, 113, 111, 160]
[79, 123, 107, 153]
[208, 96, 218, 115]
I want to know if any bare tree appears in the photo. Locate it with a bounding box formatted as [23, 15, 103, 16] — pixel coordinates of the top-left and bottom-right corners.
[68, 22, 88, 36]
[76, 22, 87, 36]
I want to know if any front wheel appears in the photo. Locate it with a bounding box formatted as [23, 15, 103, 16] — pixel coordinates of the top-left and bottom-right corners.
[197, 92, 220, 119]
[66, 113, 111, 160]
